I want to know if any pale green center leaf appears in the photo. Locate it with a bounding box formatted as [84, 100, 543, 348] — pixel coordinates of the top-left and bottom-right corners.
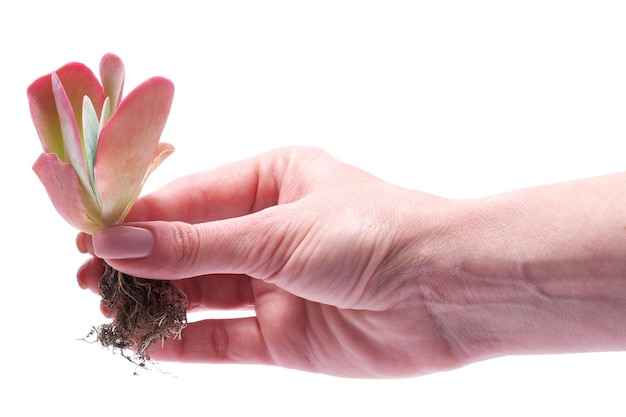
[82, 95, 102, 207]
[100, 96, 112, 129]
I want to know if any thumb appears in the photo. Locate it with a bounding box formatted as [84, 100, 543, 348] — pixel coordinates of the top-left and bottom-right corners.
[92, 213, 290, 280]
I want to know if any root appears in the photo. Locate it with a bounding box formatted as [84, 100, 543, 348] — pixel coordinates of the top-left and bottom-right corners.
[89, 262, 188, 369]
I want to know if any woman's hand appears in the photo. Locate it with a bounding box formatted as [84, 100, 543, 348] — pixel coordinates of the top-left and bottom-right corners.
[77, 147, 457, 377]
[77, 146, 626, 377]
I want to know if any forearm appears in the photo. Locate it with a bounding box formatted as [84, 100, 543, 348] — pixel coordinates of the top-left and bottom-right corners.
[418, 172, 626, 363]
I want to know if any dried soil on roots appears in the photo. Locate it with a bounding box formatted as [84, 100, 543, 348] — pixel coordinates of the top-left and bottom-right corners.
[87, 262, 188, 370]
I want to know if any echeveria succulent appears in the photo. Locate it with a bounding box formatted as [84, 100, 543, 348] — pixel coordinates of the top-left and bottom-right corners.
[29, 53, 174, 233]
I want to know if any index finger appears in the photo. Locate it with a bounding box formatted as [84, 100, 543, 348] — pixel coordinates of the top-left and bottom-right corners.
[126, 148, 291, 225]
[76, 147, 334, 256]
[76, 153, 274, 254]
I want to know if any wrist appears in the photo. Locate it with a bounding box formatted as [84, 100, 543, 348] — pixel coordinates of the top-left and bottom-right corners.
[414, 175, 626, 364]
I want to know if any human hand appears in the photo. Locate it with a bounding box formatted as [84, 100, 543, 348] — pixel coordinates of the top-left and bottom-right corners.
[77, 146, 626, 377]
[76, 147, 459, 377]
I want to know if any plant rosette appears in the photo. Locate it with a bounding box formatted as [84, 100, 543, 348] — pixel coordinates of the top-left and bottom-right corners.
[28, 53, 187, 367]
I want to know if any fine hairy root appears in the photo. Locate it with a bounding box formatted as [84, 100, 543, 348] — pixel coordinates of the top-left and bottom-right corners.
[86, 262, 188, 369]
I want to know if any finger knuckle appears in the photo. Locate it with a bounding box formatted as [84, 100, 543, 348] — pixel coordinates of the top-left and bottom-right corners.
[170, 222, 201, 273]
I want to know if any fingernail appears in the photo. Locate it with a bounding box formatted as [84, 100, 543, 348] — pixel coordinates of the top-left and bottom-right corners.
[93, 226, 154, 259]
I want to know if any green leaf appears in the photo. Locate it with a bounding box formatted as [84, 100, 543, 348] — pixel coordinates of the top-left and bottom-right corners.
[82, 95, 101, 206]
[100, 96, 112, 128]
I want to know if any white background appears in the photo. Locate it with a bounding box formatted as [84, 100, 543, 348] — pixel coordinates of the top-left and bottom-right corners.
[2, 1, 626, 415]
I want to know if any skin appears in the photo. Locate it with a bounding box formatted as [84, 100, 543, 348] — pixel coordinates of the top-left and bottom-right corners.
[76, 146, 626, 378]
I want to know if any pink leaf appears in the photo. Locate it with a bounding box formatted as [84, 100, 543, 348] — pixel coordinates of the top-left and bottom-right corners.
[27, 61, 106, 159]
[118, 142, 175, 222]
[32, 153, 99, 233]
[51, 72, 89, 191]
[27, 74, 65, 158]
[54, 62, 106, 141]
[99, 53, 125, 117]
[95, 76, 174, 225]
